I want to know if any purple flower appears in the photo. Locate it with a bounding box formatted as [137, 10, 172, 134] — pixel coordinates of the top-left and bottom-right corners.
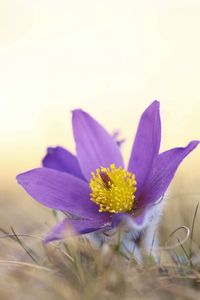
[17, 101, 199, 243]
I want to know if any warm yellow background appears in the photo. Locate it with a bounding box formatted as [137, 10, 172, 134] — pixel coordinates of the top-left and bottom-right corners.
[0, 1, 200, 230]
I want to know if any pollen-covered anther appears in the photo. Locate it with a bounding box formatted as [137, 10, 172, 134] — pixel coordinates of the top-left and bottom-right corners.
[89, 164, 136, 213]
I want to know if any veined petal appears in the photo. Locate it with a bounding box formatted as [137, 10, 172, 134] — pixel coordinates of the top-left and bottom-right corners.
[42, 146, 85, 180]
[17, 168, 107, 219]
[128, 101, 161, 196]
[72, 109, 124, 181]
[139, 140, 200, 206]
[44, 217, 111, 243]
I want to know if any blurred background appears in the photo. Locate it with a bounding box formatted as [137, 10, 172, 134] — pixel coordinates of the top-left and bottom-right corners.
[0, 0, 200, 234]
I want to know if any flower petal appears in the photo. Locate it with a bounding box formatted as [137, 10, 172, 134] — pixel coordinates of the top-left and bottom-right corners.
[112, 199, 164, 232]
[111, 212, 148, 231]
[44, 218, 111, 243]
[128, 101, 161, 196]
[44, 218, 69, 243]
[139, 140, 200, 206]
[17, 168, 107, 219]
[72, 109, 124, 181]
[42, 146, 85, 180]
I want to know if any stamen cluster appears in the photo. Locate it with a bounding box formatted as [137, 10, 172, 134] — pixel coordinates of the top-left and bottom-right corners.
[89, 164, 136, 213]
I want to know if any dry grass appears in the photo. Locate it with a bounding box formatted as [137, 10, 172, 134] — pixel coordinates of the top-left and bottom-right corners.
[0, 194, 200, 300]
[0, 208, 200, 300]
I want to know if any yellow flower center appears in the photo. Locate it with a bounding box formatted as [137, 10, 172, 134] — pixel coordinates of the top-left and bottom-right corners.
[89, 164, 136, 213]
